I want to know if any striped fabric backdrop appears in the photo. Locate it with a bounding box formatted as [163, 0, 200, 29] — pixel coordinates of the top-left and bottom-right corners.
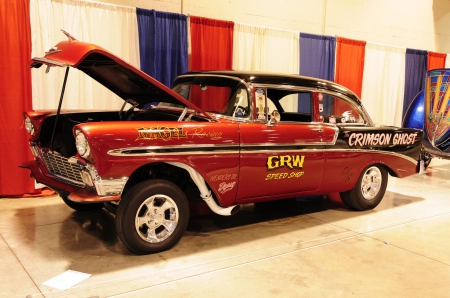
[1, 0, 449, 195]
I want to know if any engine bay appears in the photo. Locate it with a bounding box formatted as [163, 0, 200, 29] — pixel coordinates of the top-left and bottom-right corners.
[37, 108, 209, 158]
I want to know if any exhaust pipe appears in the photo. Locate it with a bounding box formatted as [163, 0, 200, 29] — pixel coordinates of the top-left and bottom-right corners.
[166, 162, 239, 216]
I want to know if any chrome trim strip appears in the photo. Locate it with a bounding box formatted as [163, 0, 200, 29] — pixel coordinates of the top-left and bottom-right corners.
[241, 141, 335, 147]
[107, 143, 417, 164]
[332, 129, 339, 144]
[95, 178, 128, 196]
[31, 57, 67, 67]
[320, 148, 418, 164]
[209, 114, 253, 122]
[112, 144, 239, 150]
[110, 151, 240, 156]
[84, 163, 100, 187]
[176, 73, 247, 85]
[240, 148, 325, 154]
[253, 83, 374, 126]
[45, 50, 62, 55]
[240, 147, 417, 164]
[29, 145, 39, 158]
[107, 141, 330, 157]
[108, 144, 240, 156]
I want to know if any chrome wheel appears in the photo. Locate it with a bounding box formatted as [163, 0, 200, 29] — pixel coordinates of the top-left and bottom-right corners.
[339, 164, 387, 211]
[116, 179, 189, 254]
[361, 166, 382, 200]
[135, 195, 179, 243]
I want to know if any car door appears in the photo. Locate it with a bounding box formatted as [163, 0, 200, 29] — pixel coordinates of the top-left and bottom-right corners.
[236, 88, 337, 202]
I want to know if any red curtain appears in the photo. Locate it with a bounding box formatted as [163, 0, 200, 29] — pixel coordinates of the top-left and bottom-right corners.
[428, 51, 446, 71]
[189, 16, 234, 70]
[189, 16, 234, 108]
[334, 37, 366, 115]
[189, 85, 231, 112]
[335, 37, 366, 98]
[0, 0, 36, 196]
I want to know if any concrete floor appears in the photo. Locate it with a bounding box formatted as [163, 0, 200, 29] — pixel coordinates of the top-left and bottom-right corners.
[1, 159, 450, 298]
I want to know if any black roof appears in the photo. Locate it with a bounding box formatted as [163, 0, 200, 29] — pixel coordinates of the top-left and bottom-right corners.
[176, 70, 361, 105]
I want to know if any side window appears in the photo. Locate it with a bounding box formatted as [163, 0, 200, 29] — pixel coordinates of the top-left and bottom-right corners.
[278, 94, 299, 112]
[276, 92, 313, 122]
[228, 88, 249, 118]
[259, 88, 313, 123]
[188, 85, 231, 113]
[171, 78, 249, 118]
[319, 93, 364, 124]
[268, 89, 313, 122]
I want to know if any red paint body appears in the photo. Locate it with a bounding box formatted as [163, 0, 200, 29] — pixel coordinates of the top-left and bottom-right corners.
[21, 38, 423, 210]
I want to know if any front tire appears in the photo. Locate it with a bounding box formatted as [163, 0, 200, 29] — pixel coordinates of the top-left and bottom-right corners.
[115, 180, 189, 255]
[340, 164, 388, 211]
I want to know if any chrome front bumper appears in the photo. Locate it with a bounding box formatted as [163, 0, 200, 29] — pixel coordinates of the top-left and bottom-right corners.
[30, 145, 127, 196]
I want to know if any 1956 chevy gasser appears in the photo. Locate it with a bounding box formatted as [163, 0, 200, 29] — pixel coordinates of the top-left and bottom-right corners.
[21, 33, 424, 254]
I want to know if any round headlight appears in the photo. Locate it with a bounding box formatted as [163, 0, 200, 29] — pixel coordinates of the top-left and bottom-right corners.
[75, 130, 90, 157]
[24, 116, 35, 136]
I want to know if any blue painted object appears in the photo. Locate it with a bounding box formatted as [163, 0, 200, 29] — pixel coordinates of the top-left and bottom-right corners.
[402, 90, 425, 130]
[402, 69, 450, 162]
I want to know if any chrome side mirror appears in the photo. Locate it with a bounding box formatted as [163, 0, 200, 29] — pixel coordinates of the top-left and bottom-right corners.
[267, 110, 280, 126]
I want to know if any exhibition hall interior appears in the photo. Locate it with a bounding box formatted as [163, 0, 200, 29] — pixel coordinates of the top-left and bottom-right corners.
[1, 0, 450, 297]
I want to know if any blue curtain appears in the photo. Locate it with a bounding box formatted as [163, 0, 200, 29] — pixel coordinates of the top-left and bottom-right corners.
[299, 33, 336, 113]
[403, 49, 428, 118]
[136, 9, 188, 88]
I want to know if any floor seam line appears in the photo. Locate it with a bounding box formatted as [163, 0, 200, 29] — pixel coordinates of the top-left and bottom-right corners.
[0, 233, 44, 297]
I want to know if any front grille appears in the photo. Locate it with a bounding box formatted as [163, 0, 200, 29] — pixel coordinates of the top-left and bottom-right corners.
[38, 148, 85, 186]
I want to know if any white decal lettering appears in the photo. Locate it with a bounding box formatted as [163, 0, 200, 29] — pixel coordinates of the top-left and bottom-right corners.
[348, 132, 417, 147]
[349, 134, 356, 146]
[218, 182, 236, 194]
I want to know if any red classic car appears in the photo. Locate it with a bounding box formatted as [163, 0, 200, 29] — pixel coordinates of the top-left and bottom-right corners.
[21, 34, 424, 254]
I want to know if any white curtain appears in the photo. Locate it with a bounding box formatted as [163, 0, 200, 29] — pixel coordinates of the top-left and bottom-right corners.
[30, 0, 140, 110]
[361, 43, 406, 127]
[233, 23, 299, 111]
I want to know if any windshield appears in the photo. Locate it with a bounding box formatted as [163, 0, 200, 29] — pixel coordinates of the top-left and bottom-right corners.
[167, 76, 250, 118]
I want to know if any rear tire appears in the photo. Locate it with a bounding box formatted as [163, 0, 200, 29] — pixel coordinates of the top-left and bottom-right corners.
[340, 164, 388, 211]
[115, 179, 189, 255]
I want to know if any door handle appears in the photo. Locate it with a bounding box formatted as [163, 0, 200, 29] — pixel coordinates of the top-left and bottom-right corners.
[310, 128, 323, 133]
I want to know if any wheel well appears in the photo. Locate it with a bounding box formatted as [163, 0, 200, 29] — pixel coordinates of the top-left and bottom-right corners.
[360, 163, 396, 178]
[382, 164, 398, 178]
[121, 163, 203, 202]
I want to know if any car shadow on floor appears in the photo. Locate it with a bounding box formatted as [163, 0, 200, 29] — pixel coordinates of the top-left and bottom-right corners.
[10, 190, 424, 277]
[186, 191, 423, 232]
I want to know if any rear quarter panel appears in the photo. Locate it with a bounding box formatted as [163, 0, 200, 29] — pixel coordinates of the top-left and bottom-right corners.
[321, 126, 423, 193]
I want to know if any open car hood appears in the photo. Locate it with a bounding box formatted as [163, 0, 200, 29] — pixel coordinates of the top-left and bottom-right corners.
[30, 37, 211, 119]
